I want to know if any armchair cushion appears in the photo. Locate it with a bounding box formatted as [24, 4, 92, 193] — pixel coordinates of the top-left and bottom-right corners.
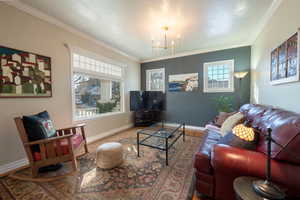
[33, 133, 84, 161]
[23, 111, 56, 142]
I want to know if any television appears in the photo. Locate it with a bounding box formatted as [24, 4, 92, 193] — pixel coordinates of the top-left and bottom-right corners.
[130, 91, 165, 111]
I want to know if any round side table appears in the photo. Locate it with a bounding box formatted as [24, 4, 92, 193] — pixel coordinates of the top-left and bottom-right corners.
[233, 176, 270, 200]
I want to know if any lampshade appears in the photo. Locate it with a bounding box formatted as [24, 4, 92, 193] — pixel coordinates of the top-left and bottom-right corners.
[232, 124, 255, 141]
[234, 71, 248, 79]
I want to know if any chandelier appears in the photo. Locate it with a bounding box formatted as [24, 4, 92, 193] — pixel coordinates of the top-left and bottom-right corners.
[151, 26, 181, 55]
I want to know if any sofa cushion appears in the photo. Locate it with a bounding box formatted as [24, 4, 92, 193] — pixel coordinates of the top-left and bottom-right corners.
[258, 110, 300, 164]
[240, 104, 300, 164]
[239, 104, 271, 130]
[194, 130, 222, 174]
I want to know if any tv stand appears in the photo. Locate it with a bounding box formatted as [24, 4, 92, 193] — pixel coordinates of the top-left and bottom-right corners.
[134, 110, 162, 127]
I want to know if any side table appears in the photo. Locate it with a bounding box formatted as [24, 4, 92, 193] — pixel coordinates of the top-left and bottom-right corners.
[233, 176, 271, 200]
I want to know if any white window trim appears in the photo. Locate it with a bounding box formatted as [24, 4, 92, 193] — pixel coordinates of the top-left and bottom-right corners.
[68, 46, 125, 122]
[203, 59, 235, 93]
[146, 68, 165, 92]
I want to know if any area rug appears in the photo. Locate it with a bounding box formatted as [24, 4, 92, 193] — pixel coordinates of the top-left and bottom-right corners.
[0, 128, 203, 200]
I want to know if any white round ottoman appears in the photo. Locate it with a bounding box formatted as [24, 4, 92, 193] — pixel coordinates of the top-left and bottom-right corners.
[96, 142, 123, 169]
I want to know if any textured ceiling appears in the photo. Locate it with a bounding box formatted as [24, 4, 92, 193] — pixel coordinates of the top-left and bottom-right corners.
[20, 0, 274, 61]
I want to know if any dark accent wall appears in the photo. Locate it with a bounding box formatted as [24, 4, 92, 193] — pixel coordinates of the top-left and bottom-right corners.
[141, 46, 251, 126]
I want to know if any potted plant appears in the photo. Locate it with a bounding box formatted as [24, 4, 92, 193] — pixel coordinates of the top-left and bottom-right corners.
[214, 96, 234, 114]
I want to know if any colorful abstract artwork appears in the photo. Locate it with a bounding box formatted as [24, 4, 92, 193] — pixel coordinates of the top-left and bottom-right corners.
[168, 73, 198, 92]
[0, 46, 52, 97]
[270, 31, 299, 85]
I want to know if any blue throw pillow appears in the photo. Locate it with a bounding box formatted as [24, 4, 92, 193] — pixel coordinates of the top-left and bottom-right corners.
[23, 111, 56, 143]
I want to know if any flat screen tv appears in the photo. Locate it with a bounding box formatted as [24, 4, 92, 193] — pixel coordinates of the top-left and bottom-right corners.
[130, 91, 165, 111]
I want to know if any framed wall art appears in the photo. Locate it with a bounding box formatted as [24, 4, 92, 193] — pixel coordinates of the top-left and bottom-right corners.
[146, 68, 165, 92]
[168, 73, 198, 92]
[0, 46, 52, 98]
[270, 29, 299, 85]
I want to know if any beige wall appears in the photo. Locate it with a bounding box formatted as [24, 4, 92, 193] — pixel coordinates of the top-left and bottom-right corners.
[251, 0, 300, 112]
[0, 3, 140, 166]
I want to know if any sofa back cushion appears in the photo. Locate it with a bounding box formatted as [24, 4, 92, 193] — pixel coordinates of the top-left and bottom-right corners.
[240, 104, 300, 164]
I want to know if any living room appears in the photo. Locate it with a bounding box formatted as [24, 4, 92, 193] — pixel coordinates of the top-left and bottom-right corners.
[0, 0, 299, 200]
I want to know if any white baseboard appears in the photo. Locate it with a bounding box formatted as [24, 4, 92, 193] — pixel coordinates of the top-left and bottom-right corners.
[86, 123, 134, 144]
[164, 123, 206, 131]
[0, 158, 29, 175]
[0, 123, 133, 176]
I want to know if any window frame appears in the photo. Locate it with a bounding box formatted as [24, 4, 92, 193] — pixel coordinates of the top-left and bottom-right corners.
[146, 68, 165, 92]
[70, 49, 125, 122]
[203, 59, 235, 93]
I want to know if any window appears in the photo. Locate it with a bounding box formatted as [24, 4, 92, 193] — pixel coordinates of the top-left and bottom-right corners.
[146, 68, 165, 91]
[72, 53, 124, 120]
[203, 59, 234, 93]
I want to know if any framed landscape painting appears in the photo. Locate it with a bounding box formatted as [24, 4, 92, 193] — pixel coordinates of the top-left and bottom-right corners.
[270, 30, 300, 85]
[0, 46, 52, 97]
[168, 73, 198, 92]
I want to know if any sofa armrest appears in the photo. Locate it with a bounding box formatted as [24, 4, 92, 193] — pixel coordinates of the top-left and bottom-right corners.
[211, 144, 300, 196]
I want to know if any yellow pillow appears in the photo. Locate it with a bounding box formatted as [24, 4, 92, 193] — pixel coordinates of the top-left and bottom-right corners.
[220, 112, 245, 136]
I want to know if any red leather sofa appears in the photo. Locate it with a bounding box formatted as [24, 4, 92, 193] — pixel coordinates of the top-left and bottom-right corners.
[193, 104, 300, 200]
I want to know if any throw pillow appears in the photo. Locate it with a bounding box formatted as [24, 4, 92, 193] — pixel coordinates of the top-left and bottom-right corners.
[214, 111, 237, 127]
[220, 112, 245, 136]
[218, 124, 258, 150]
[23, 111, 56, 143]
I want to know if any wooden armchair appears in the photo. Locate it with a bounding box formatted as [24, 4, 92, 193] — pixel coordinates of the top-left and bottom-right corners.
[13, 118, 88, 181]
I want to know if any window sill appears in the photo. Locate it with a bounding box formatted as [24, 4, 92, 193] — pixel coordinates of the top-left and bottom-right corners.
[203, 89, 235, 93]
[73, 111, 125, 122]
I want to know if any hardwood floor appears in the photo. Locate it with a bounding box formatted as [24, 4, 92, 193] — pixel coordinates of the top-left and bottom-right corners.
[185, 128, 205, 137]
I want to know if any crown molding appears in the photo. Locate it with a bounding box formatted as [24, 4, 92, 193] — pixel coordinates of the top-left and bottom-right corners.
[5, 0, 283, 63]
[5, 0, 140, 62]
[141, 43, 250, 63]
[249, 0, 283, 44]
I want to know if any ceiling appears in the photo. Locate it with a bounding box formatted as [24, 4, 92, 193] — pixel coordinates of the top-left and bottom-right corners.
[18, 0, 276, 62]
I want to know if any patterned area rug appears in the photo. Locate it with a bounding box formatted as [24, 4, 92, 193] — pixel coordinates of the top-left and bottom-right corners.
[0, 128, 203, 200]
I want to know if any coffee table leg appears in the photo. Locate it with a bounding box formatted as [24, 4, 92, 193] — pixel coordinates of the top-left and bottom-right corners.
[137, 132, 140, 157]
[166, 138, 168, 166]
[183, 123, 186, 142]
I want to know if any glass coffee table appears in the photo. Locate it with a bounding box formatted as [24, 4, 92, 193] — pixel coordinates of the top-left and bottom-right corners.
[137, 122, 185, 165]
